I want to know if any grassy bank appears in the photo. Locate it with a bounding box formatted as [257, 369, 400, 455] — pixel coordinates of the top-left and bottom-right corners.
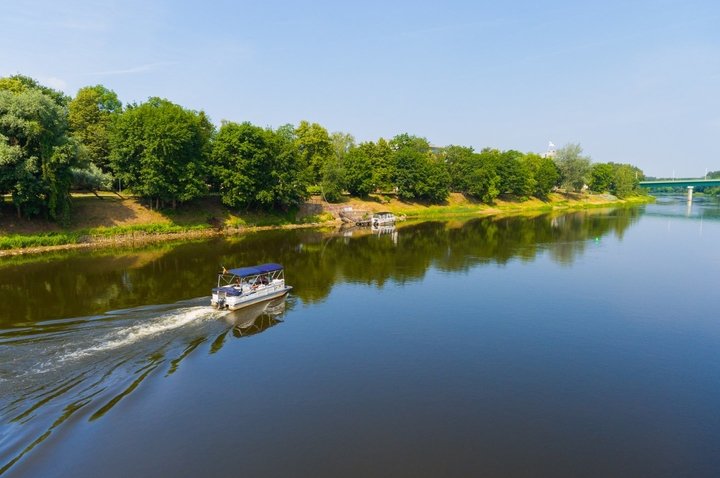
[0, 191, 653, 254]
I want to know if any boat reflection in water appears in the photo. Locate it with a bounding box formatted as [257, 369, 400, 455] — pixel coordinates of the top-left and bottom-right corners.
[223, 296, 287, 338]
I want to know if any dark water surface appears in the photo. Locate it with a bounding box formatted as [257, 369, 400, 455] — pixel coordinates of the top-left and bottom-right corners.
[1, 198, 719, 477]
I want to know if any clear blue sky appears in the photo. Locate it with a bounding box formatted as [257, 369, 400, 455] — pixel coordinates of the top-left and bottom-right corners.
[2, 0, 719, 177]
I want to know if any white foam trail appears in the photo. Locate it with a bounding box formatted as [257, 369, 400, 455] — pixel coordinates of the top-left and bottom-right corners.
[58, 307, 227, 363]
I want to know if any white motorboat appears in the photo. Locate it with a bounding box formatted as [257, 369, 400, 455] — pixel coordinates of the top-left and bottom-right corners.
[211, 263, 292, 311]
[371, 212, 396, 227]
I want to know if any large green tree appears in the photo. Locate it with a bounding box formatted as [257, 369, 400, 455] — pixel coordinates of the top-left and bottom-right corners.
[211, 121, 307, 210]
[496, 150, 534, 197]
[610, 163, 642, 198]
[445, 145, 476, 192]
[467, 148, 501, 203]
[69, 85, 122, 171]
[0, 75, 76, 221]
[391, 134, 449, 202]
[369, 138, 395, 192]
[343, 145, 374, 197]
[524, 153, 559, 197]
[554, 143, 591, 192]
[330, 131, 355, 161]
[109, 97, 211, 209]
[589, 162, 614, 193]
[295, 120, 333, 185]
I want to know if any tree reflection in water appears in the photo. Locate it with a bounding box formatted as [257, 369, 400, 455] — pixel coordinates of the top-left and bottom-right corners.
[0, 207, 643, 327]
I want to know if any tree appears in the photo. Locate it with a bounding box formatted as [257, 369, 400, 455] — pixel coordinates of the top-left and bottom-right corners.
[370, 138, 395, 192]
[704, 170, 720, 196]
[320, 156, 344, 202]
[610, 163, 641, 198]
[71, 162, 113, 195]
[330, 131, 355, 161]
[496, 150, 534, 197]
[211, 121, 307, 210]
[0, 74, 69, 106]
[525, 153, 559, 197]
[343, 145, 374, 197]
[554, 143, 591, 192]
[295, 121, 333, 185]
[418, 156, 451, 202]
[109, 97, 210, 209]
[589, 163, 614, 193]
[444, 145, 476, 192]
[391, 134, 449, 202]
[0, 75, 77, 221]
[69, 85, 122, 171]
[467, 149, 501, 203]
[392, 147, 425, 200]
[317, 131, 355, 202]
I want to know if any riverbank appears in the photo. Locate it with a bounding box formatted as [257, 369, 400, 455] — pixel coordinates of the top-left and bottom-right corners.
[0, 192, 653, 256]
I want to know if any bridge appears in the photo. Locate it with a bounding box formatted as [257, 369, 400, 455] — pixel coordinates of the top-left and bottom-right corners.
[639, 178, 720, 201]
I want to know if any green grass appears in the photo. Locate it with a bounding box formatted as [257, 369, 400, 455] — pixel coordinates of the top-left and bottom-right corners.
[299, 212, 335, 224]
[85, 223, 210, 237]
[401, 205, 488, 218]
[0, 223, 213, 250]
[0, 232, 81, 249]
[226, 209, 300, 228]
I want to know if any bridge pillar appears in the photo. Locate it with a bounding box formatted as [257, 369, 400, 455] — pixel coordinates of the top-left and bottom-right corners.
[687, 186, 694, 202]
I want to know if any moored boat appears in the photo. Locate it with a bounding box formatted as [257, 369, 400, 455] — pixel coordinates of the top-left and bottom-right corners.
[371, 211, 396, 227]
[211, 263, 292, 311]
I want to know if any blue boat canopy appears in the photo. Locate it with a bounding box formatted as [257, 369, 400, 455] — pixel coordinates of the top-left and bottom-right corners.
[226, 263, 284, 278]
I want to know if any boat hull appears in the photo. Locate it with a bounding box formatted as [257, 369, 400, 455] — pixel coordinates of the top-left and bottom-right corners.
[212, 286, 292, 311]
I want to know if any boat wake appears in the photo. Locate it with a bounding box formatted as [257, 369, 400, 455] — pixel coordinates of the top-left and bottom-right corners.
[56, 306, 225, 365]
[0, 298, 286, 476]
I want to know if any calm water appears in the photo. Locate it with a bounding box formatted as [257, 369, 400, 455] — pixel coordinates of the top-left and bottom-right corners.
[1, 197, 719, 477]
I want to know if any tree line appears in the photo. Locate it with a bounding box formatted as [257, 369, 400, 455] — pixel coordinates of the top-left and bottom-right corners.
[1, 74, 648, 223]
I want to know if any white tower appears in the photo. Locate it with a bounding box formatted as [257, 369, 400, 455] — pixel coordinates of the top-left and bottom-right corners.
[544, 141, 556, 158]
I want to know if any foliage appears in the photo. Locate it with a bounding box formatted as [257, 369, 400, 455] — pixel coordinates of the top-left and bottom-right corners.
[496, 150, 534, 197]
[69, 85, 121, 171]
[391, 134, 449, 202]
[590, 162, 643, 197]
[467, 152, 501, 203]
[109, 97, 211, 208]
[343, 144, 375, 196]
[0, 77, 77, 222]
[295, 120, 333, 185]
[0, 231, 81, 249]
[610, 163, 642, 198]
[420, 156, 451, 202]
[0, 74, 69, 106]
[1, 74, 654, 228]
[525, 153, 559, 197]
[330, 131, 355, 161]
[589, 163, 614, 193]
[71, 163, 114, 191]
[704, 170, 720, 196]
[554, 143, 591, 192]
[211, 121, 307, 210]
[445, 145, 476, 192]
[320, 156, 345, 202]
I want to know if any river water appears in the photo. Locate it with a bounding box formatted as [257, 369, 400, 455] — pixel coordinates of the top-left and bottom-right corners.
[1, 197, 719, 477]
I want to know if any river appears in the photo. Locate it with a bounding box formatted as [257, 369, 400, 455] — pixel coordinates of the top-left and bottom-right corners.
[1, 197, 719, 477]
